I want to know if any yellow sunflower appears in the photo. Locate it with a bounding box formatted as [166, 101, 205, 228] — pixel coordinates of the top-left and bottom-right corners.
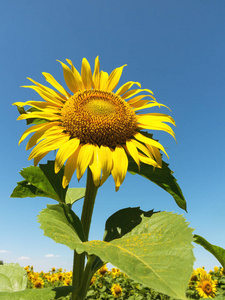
[111, 283, 123, 298]
[196, 272, 217, 298]
[14, 57, 175, 191]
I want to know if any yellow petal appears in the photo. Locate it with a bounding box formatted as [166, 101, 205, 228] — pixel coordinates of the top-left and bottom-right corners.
[122, 88, 154, 100]
[76, 144, 95, 181]
[134, 132, 168, 158]
[93, 56, 100, 89]
[18, 122, 59, 145]
[107, 65, 126, 92]
[29, 135, 69, 160]
[17, 111, 60, 121]
[81, 58, 93, 90]
[111, 146, 128, 191]
[130, 100, 150, 109]
[42, 72, 71, 98]
[22, 85, 64, 106]
[33, 151, 50, 167]
[137, 113, 175, 125]
[55, 138, 80, 173]
[125, 140, 140, 170]
[26, 78, 67, 102]
[99, 145, 113, 186]
[89, 146, 102, 186]
[99, 71, 109, 91]
[116, 81, 141, 96]
[145, 145, 162, 167]
[26, 124, 63, 150]
[138, 153, 161, 168]
[62, 146, 81, 188]
[127, 94, 154, 105]
[66, 59, 84, 91]
[131, 139, 154, 159]
[133, 102, 170, 112]
[137, 122, 176, 139]
[57, 60, 79, 94]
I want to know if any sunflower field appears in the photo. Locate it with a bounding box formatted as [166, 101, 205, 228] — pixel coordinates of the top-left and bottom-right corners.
[22, 264, 225, 299]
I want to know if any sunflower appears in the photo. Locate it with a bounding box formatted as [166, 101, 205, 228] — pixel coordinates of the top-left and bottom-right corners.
[196, 272, 217, 298]
[14, 57, 175, 190]
[111, 283, 123, 298]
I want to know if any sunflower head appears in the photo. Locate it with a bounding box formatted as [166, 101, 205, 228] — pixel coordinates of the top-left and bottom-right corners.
[196, 272, 217, 298]
[14, 57, 175, 191]
[111, 283, 123, 298]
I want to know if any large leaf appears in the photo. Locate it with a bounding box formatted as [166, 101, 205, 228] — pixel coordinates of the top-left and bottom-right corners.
[0, 286, 74, 300]
[11, 161, 67, 203]
[194, 234, 225, 269]
[38, 208, 194, 299]
[0, 263, 27, 292]
[38, 204, 86, 244]
[103, 207, 156, 242]
[65, 188, 86, 205]
[128, 157, 186, 211]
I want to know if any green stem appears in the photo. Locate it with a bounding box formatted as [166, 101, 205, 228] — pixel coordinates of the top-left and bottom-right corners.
[71, 168, 98, 300]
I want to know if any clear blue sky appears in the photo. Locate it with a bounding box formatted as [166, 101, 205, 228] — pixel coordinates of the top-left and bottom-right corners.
[1, 0, 224, 273]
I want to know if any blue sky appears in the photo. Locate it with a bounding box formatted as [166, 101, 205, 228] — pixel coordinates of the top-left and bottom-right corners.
[0, 0, 225, 273]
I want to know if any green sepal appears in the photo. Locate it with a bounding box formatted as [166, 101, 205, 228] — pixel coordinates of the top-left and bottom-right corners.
[11, 161, 67, 203]
[38, 204, 86, 244]
[194, 234, 225, 269]
[128, 156, 186, 211]
[103, 207, 156, 242]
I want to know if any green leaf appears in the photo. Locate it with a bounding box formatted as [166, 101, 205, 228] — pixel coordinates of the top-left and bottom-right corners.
[0, 286, 74, 300]
[0, 263, 27, 292]
[194, 234, 225, 269]
[38, 204, 86, 244]
[128, 156, 186, 211]
[103, 207, 156, 242]
[77, 212, 194, 300]
[38, 207, 194, 299]
[65, 188, 86, 205]
[11, 161, 67, 203]
[10, 180, 49, 198]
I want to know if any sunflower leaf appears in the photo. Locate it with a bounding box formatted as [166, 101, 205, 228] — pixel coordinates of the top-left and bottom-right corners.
[103, 207, 156, 242]
[65, 188, 86, 205]
[38, 204, 86, 244]
[128, 157, 186, 211]
[78, 212, 194, 300]
[11, 161, 67, 203]
[0, 263, 27, 292]
[0, 286, 75, 300]
[194, 234, 225, 269]
[38, 207, 194, 299]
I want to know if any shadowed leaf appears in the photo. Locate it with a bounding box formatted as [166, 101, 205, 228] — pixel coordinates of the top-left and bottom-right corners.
[194, 234, 225, 269]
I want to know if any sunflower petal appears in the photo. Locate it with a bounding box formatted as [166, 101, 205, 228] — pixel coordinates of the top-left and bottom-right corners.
[66, 59, 84, 91]
[33, 151, 50, 167]
[55, 138, 80, 173]
[62, 146, 81, 188]
[99, 145, 113, 186]
[57, 60, 79, 94]
[133, 102, 170, 112]
[116, 81, 141, 96]
[81, 58, 93, 90]
[99, 71, 109, 91]
[134, 132, 168, 158]
[76, 144, 95, 181]
[89, 145, 102, 186]
[111, 146, 128, 191]
[42, 72, 71, 98]
[17, 111, 60, 121]
[125, 140, 140, 170]
[107, 65, 127, 92]
[29, 135, 70, 160]
[122, 88, 154, 100]
[93, 56, 100, 89]
[138, 153, 161, 168]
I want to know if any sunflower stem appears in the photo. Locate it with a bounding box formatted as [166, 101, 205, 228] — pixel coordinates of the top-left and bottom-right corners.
[71, 168, 98, 300]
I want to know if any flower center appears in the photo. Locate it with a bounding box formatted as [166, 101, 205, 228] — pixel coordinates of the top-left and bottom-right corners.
[61, 89, 137, 147]
[202, 282, 212, 294]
